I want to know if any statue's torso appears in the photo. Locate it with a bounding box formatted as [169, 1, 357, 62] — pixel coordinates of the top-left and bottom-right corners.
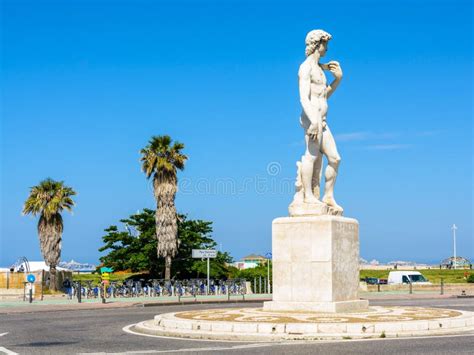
[300, 60, 329, 130]
[309, 63, 328, 118]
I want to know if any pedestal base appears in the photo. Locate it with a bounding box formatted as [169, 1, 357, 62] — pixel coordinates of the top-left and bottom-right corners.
[263, 299, 369, 313]
[268, 215, 366, 313]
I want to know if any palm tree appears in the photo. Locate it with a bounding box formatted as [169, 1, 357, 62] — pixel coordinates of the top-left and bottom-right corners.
[140, 135, 187, 280]
[22, 178, 76, 291]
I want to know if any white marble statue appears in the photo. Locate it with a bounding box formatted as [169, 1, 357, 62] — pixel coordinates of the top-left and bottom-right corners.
[289, 29, 344, 216]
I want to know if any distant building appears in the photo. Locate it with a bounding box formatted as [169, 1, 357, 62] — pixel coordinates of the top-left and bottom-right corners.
[440, 256, 472, 269]
[59, 259, 96, 273]
[12, 261, 70, 272]
[233, 254, 268, 270]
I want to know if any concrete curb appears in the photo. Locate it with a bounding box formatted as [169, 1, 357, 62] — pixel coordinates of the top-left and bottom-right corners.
[132, 306, 474, 341]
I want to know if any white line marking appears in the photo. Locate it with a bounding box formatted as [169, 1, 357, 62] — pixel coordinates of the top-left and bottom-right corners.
[0, 347, 18, 355]
[81, 331, 474, 354]
[0, 333, 8, 337]
[121, 324, 251, 343]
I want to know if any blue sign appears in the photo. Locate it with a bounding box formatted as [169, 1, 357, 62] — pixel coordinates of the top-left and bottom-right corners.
[265, 252, 272, 259]
[27, 274, 36, 283]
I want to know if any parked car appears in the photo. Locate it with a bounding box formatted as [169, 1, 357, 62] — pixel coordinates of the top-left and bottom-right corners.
[387, 271, 431, 285]
[363, 277, 380, 285]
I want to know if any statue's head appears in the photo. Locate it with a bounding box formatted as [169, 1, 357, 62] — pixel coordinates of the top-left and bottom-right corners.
[305, 29, 332, 57]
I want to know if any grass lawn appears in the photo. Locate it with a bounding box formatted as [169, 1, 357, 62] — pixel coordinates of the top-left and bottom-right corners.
[360, 269, 473, 283]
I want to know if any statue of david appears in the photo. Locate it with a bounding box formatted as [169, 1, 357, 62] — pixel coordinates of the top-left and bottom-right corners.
[290, 29, 344, 215]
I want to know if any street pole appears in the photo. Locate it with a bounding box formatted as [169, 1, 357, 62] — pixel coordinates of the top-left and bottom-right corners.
[267, 260, 270, 294]
[452, 224, 457, 269]
[207, 257, 210, 295]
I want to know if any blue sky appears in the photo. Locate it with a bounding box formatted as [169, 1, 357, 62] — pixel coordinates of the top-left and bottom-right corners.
[1, 0, 472, 266]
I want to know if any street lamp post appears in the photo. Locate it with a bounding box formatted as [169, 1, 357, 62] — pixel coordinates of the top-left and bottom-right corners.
[452, 224, 457, 269]
[265, 252, 272, 294]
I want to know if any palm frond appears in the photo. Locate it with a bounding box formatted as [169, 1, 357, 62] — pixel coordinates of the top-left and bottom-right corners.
[22, 178, 76, 218]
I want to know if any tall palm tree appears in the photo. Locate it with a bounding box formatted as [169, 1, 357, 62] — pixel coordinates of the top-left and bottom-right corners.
[22, 178, 76, 291]
[140, 135, 187, 280]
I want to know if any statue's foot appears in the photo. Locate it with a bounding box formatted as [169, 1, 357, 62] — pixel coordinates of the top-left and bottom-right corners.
[304, 194, 324, 205]
[322, 196, 343, 212]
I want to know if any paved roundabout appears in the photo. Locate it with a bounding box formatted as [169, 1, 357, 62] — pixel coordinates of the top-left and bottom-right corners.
[131, 306, 474, 341]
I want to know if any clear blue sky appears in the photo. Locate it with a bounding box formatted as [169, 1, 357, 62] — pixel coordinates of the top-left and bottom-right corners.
[1, 0, 472, 266]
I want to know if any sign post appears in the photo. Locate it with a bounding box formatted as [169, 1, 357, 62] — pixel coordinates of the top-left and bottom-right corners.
[100, 267, 113, 304]
[26, 274, 35, 303]
[192, 249, 217, 295]
[265, 253, 272, 294]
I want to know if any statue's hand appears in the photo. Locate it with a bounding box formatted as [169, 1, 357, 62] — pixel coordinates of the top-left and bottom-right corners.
[328, 61, 343, 80]
[308, 122, 322, 141]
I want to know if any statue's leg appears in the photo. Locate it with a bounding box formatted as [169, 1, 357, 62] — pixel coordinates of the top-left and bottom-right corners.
[320, 126, 343, 212]
[302, 134, 324, 204]
[312, 152, 323, 200]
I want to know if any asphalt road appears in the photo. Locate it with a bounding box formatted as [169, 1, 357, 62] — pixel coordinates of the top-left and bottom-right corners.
[1, 298, 473, 354]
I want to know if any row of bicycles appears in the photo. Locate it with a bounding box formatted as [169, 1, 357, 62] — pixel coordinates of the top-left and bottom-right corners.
[66, 279, 247, 299]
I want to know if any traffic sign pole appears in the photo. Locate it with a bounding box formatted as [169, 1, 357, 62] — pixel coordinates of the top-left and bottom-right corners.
[192, 249, 216, 296]
[207, 257, 210, 295]
[265, 252, 272, 294]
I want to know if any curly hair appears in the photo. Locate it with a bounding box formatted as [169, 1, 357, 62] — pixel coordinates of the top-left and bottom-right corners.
[305, 29, 332, 57]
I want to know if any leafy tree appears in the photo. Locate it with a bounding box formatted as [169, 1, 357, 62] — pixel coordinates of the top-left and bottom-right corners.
[99, 209, 233, 279]
[22, 178, 76, 291]
[140, 135, 187, 280]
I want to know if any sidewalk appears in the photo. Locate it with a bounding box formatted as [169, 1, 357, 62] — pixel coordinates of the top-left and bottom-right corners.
[1, 289, 467, 314]
[0, 294, 273, 314]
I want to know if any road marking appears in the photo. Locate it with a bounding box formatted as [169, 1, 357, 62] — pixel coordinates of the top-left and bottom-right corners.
[81, 332, 474, 354]
[77, 326, 474, 354]
[0, 347, 18, 355]
[0, 333, 8, 337]
[80, 342, 274, 354]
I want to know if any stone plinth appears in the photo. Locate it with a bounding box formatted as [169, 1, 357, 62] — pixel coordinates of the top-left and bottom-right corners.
[263, 215, 368, 313]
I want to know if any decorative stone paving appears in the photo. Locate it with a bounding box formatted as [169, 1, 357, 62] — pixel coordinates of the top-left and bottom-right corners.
[130, 306, 474, 341]
[175, 306, 461, 323]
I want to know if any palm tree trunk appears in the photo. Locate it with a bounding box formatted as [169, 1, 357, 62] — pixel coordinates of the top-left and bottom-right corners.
[165, 255, 171, 280]
[49, 265, 57, 291]
[154, 173, 178, 280]
[38, 214, 63, 292]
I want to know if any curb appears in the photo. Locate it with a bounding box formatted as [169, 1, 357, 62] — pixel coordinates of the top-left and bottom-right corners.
[140, 298, 271, 308]
[0, 298, 271, 314]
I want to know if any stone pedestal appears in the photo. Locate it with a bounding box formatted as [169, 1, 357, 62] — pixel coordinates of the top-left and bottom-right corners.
[263, 215, 368, 313]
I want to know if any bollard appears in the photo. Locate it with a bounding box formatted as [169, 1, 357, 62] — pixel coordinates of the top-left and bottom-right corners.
[78, 282, 82, 303]
[29, 287, 33, 303]
[440, 278, 444, 295]
[102, 283, 106, 304]
[377, 283, 380, 292]
[253, 278, 256, 294]
[259, 276, 262, 294]
[409, 281, 413, 294]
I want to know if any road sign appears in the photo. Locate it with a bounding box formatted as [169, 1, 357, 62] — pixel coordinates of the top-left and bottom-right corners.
[100, 267, 113, 273]
[192, 249, 217, 258]
[265, 252, 272, 259]
[26, 274, 35, 283]
[102, 272, 110, 280]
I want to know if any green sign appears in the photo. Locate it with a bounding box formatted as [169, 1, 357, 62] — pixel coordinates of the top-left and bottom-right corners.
[100, 267, 113, 274]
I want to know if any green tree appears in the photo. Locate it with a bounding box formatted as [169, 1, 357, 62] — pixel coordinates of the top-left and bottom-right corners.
[99, 209, 233, 279]
[140, 135, 187, 280]
[22, 178, 76, 291]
